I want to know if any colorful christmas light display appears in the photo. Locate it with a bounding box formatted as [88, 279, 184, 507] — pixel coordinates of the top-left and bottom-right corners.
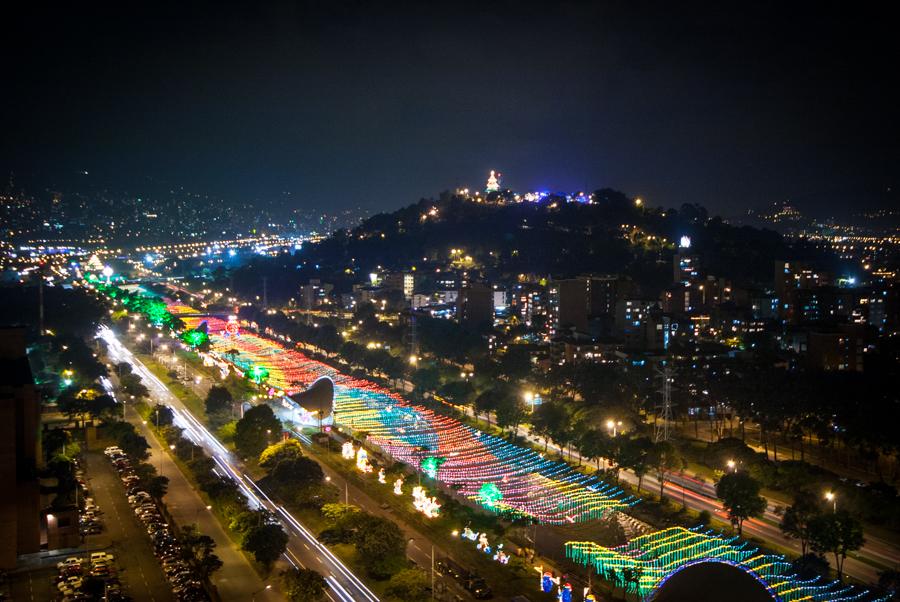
[478, 482, 503, 508]
[173, 304, 635, 524]
[355, 447, 373, 473]
[412, 485, 441, 518]
[181, 327, 210, 349]
[421, 456, 445, 479]
[566, 527, 888, 602]
[94, 282, 183, 330]
[342, 441, 355, 460]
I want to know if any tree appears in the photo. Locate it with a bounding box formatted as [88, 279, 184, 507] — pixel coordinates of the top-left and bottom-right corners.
[179, 525, 223, 580]
[259, 439, 305, 469]
[283, 567, 328, 602]
[293, 481, 339, 509]
[531, 402, 568, 452]
[385, 568, 430, 602]
[809, 510, 865, 581]
[494, 391, 527, 437]
[780, 490, 823, 556]
[234, 404, 282, 459]
[118, 431, 150, 461]
[57, 388, 89, 427]
[473, 390, 498, 426]
[620, 436, 652, 491]
[115, 361, 133, 377]
[438, 379, 476, 408]
[649, 441, 681, 499]
[85, 392, 116, 423]
[120, 372, 150, 400]
[243, 522, 289, 568]
[321, 503, 361, 524]
[150, 404, 174, 427]
[144, 475, 169, 500]
[205, 385, 233, 416]
[411, 366, 441, 396]
[341, 513, 406, 578]
[715, 471, 767, 536]
[269, 456, 324, 491]
[43, 428, 70, 460]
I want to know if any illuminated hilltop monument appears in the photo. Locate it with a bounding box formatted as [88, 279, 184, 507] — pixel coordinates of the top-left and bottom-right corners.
[485, 170, 501, 193]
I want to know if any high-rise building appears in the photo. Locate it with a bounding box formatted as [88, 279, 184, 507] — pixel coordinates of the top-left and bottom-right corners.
[673, 251, 700, 284]
[774, 261, 831, 322]
[0, 328, 41, 569]
[384, 272, 415, 300]
[457, 282, 493, 329]
[554, 275, 632, 336]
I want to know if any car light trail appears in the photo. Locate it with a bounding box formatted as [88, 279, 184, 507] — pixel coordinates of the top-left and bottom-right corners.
[97, 325, 380, 602]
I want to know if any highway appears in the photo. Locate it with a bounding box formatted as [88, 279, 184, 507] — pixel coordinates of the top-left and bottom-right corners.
[99, 325, 381, 602]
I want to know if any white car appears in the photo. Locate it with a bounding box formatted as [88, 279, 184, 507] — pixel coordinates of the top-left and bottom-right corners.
[90, 552, 113, 564]
[56, 557, 81, 570]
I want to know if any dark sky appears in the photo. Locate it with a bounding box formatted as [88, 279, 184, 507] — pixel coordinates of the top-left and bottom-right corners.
[2, 1, 898, 217]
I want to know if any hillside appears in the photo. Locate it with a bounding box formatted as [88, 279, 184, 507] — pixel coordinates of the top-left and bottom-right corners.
[225, 189, 833, 303]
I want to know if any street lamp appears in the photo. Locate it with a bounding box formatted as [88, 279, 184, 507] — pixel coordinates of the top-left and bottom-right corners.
[251, 584, 272, 601]
[825, 491, 836, 512]
[606, 419, 621, 437]
[727, 459, 736, 473]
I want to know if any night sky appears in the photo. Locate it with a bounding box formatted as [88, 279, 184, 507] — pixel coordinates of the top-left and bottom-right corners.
[2, 1, 897, 217]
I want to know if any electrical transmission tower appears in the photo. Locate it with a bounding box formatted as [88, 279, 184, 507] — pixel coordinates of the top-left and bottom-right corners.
[655, 363, 674, 442]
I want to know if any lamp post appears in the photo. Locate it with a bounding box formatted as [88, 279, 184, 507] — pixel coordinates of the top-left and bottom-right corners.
[606, 419, 621, 437]
[825, 491, 836, 512]
[251, 584, 272, 601]
[196, 504, 212, 528]
[726, 459, 737, 473]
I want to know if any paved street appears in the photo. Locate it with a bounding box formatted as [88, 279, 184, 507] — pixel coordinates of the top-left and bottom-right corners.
[83, 450, 173, 602]
[129, 405, 270, 601]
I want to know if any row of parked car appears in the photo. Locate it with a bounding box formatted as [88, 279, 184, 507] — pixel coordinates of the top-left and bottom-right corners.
[105, 446, 209, 602]
[73, 461, 103, 536]
[55, 551, 127, 601]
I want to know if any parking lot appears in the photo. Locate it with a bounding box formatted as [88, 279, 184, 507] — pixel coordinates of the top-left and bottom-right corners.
[83, 450, 174, 602]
